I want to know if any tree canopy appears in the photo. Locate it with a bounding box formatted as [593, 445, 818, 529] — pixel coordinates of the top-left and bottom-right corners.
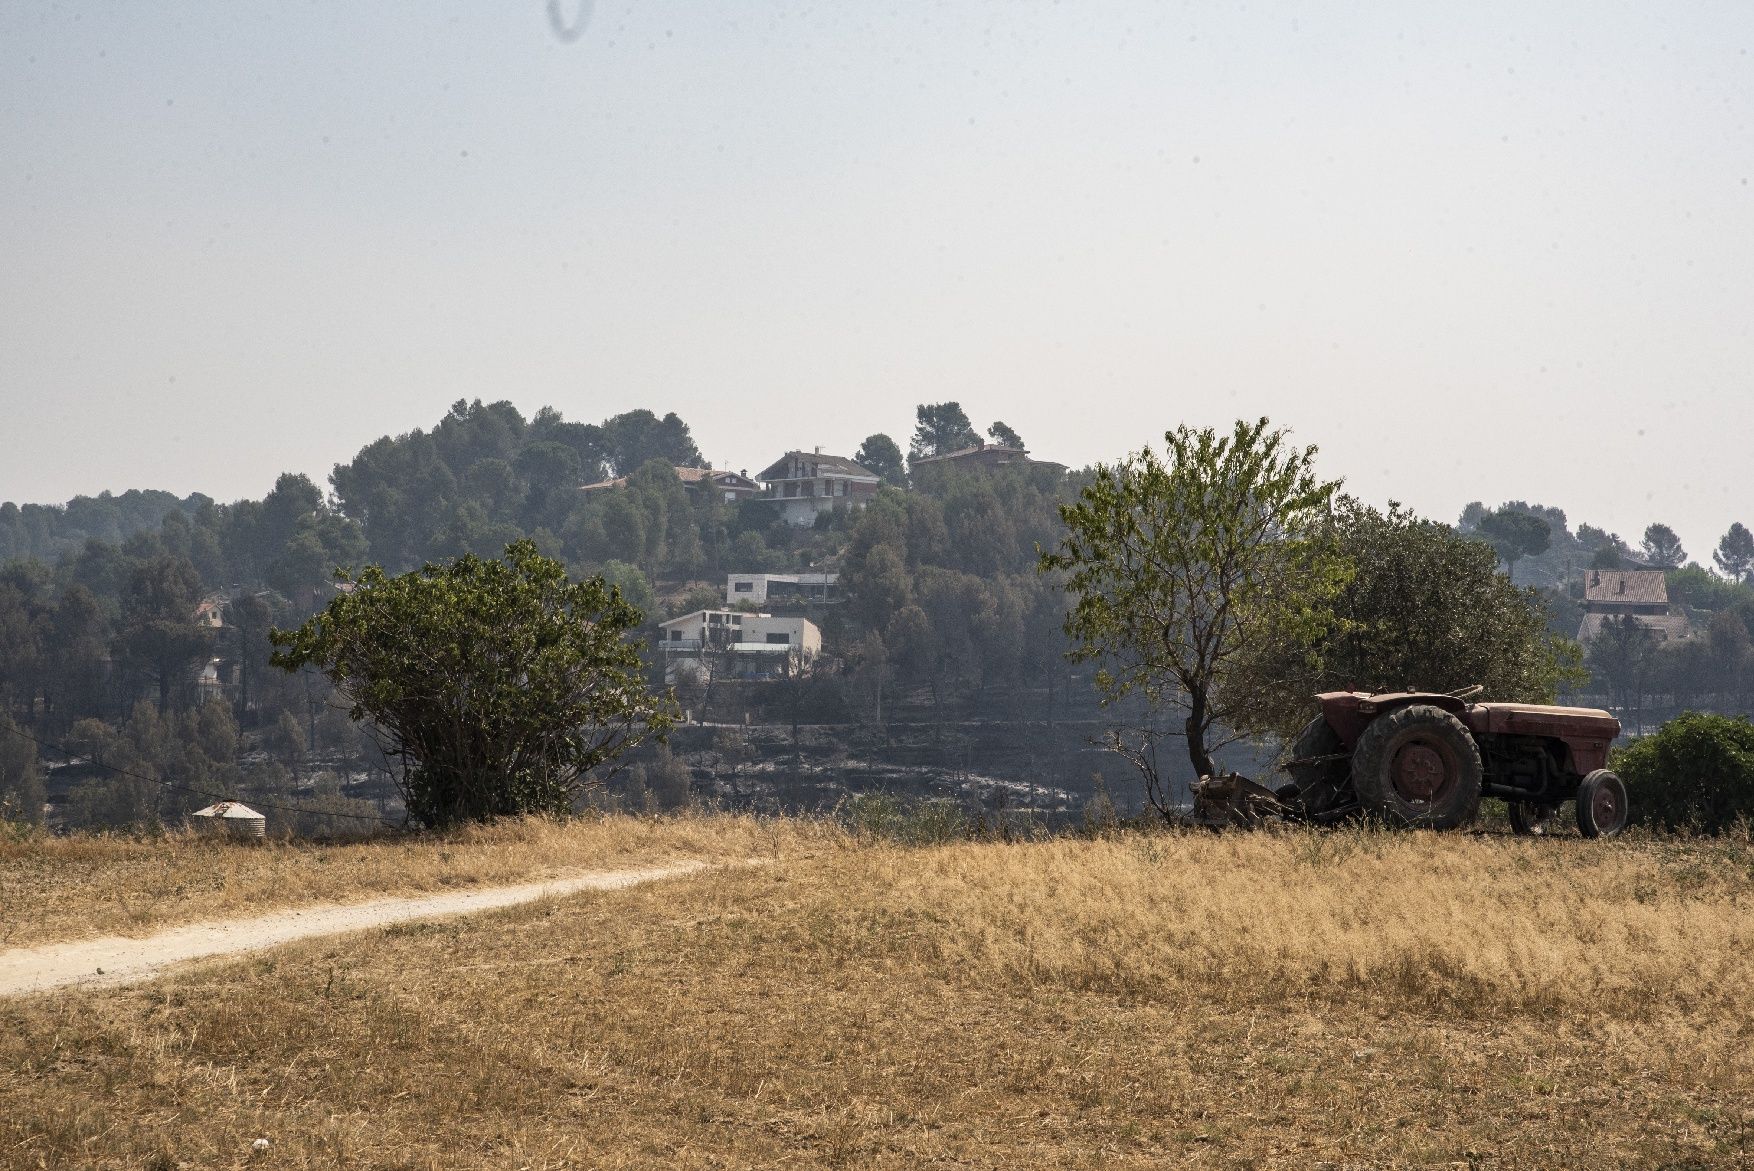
[909, 402, 980, 463]
[1041, 418, 1346, 789]
[1477, 508, 1552, 583]
[1239, 501, 1582, 736]
[854, 434, 907, 487]
[1713, 522, 1754, 583]
[1642, 522, 1686, 569]
[269, 540, 674, 827]
[987, 421, 1024, 449]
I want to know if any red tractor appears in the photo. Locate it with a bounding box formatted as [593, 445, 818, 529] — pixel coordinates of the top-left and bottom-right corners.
[1275, 687, 1628, 836]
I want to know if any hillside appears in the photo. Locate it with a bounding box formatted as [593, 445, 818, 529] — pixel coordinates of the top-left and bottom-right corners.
[4, 821, 1751, 1168]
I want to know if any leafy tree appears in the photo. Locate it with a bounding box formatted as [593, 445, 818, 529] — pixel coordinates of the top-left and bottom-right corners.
[1041, 418, 1346, 788]
[599, 560, 656, 620]
[1706, 609, 1750, 708]
[1590, 545, 1626, 570]
[516, 441, 584, 529]
[602, 409, 703, 476]
[0, 715, 44, 825]
[114, 555, 213, 713]
[1477, 508, 1552, 583]
[854, 434, 907, 487]
[1587, 614, 1659, 732]
[44, 585, 107, 729]
[1240, 501, 1582, 736]
[987, 421, 1024, 449]
[269, 540, 674, 827]
[0, 583, 39, 720]
[909, 402, 980, 462]
[1713, 522, 1754, 583]
[1616, 712, 1754, 833]
[1642, 522, 1686, 569]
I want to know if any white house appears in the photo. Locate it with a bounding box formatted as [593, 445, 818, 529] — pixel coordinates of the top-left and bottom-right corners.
[656, 609, 821, 683]
[724, 572, 840, 606]
[754, 449, 880, 526]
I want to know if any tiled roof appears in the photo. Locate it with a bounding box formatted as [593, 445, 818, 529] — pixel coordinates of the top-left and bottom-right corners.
[756, 452, 879, 482]
[581, 466, 747, 492]
[911, 441, 1028, 465]
[1583, 569, 1668, 605]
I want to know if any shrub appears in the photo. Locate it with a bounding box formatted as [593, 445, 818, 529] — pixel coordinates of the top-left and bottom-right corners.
[1615, 711, 1754, 833]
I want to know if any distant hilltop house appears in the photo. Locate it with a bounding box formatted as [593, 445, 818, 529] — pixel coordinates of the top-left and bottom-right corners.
[725, 572, 839, 607]
[580, 465, 760, 503]
[910, 440, 1065, 474]
[756, 449, 880, 526]
[1576, 568, 1691, 644]
[193, 595, 227, 629]
[656, 608, 821, 684]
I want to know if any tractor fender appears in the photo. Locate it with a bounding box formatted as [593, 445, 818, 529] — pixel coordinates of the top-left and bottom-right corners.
[1316, 691, 1471, 749]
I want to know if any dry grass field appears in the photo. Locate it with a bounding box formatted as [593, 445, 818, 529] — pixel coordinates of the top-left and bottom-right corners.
[0, 814, 822, 948]
[4, 823, 1753, 1169]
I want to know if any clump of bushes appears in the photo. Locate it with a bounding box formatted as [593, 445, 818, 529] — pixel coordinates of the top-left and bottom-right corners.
[1616, 712, 1754, 834]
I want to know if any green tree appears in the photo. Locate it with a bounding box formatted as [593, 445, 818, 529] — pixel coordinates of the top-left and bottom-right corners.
[599, 560, 656, 620]
[987, 421, 1024, 449]
[1641, 523, 1686, 569]
[1588, 615, 1659, 732]
[602, 409, 703, 476]
[0, 715, 44, 825]
[1240, 501, 1582, 736]
[853, 434, 907, 487]
[909, 402, 980, 463]
[1040, 418, 1346, 787]
[114, 555, 213, 713]
[1477, 508, 1552, 583]
[269, 540, 674, 827]
[1713, 522, 1754, 584]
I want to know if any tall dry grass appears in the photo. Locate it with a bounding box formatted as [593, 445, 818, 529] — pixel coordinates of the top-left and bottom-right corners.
[2, 824, 1751, 1167]
[0, 813, 837, 948]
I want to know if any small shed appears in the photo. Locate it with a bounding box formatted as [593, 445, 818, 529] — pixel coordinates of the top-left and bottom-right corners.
[190, 801, 266, 841]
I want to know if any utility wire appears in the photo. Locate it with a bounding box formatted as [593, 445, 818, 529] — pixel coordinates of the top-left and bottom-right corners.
[0, 721, 404, 827]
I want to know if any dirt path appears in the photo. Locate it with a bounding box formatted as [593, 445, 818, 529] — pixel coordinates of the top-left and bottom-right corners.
[0, 860, 711, 999]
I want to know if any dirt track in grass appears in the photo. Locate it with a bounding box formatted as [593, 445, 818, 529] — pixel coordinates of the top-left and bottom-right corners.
[0, 860, 712, 998]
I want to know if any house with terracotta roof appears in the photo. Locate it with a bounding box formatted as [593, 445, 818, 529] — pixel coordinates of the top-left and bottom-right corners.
[580, 465, 760, 503]
[1576, 568, 1691, 644]
[754, 449, 880, 526]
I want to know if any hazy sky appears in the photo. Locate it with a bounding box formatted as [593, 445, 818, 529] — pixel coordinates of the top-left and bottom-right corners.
[3, 2, 1751, 557]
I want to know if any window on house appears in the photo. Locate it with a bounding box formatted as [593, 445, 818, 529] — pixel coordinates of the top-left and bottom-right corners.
[734, 582, 753, 593]
[765, 632, 790, 644]
[709, 613, 722, 624]
[669, 630, 682, 641]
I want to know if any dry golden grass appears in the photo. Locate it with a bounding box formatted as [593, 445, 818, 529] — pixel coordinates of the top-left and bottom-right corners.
[0, 813, 828, 948]
[4, 825, 1753, 1168]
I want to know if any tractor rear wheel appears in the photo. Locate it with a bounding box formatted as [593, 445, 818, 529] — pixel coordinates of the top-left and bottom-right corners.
[1575, 769, 1629, 838]
[1351, 704, 1483, 829]
[1508, 801, 1560, 836]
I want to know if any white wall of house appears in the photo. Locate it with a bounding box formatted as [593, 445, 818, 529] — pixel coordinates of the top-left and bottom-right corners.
[724, 573, 838, 606]
[656, 609, 821, 682]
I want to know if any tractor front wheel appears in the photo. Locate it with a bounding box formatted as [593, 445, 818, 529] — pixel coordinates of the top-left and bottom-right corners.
[1351, 704, 1484, 830]
[1575, 769, 1629, 839]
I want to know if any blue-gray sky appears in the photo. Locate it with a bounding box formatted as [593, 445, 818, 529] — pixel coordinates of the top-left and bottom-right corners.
[3, 2, 1751, 556]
